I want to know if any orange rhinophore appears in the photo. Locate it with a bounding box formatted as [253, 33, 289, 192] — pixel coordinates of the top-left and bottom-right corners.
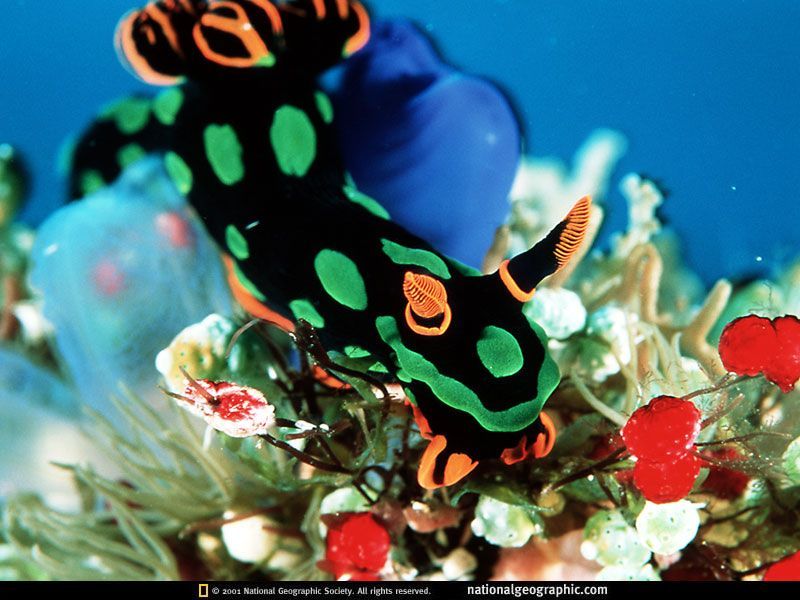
[403, 271, 452, 336]
[499, 195, 592, 302]
[553, 195, 591, 270]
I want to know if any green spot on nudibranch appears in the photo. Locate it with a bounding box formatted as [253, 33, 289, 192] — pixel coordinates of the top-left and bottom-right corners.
[80, 170, 105, 196]
[204, 124, 245, 185]
[314, 249, 367, 311]
[103, 97, 151, 135]
[153, 88, 184, 125]
[344, 345, 371, 358]
[476, 326, 524, 378]
[117, 143, 146, 169]
[289, 299, 325, 328]
[269, 105, 317, 177]
[380, 239, 451, 280]
[344, 186, 390, 220]
[376, 315, 559, 432]
[164, 152, 193, 195]
[369, 362, 389, 373]
[225, 225, 249, 260]
[233, 262, 266, 301]
[315, 91, 334, 124]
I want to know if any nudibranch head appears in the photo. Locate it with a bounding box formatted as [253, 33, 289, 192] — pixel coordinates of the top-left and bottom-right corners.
[383, 197, 592, 488]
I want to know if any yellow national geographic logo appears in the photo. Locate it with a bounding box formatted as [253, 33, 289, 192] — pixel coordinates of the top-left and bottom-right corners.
[198, 583, 209, 598]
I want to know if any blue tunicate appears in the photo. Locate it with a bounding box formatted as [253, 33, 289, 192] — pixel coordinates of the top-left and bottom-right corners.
[328, 19, 521, 269]
[29, 157, 232, 423]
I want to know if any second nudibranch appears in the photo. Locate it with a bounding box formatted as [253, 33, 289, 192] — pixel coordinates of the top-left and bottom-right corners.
[69, 0, 591, 489]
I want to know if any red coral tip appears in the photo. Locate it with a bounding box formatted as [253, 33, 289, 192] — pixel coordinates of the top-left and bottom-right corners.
[622, 396, 702, 463]
[633, 453, 701, 504]
[718, 314, 800, 392]
[719, 314, 774, 376]
[323, 512, 390, 580]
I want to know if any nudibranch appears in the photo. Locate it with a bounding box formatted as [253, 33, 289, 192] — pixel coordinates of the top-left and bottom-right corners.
[69, 0, 591, 489]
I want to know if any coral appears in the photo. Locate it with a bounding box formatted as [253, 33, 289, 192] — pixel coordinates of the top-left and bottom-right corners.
[719, 315, 800, 392]
[320, 513, 390, 581]
[580, 510, 651, 569]
[470, 496, 543, 548]
[635, 501, 701, 556]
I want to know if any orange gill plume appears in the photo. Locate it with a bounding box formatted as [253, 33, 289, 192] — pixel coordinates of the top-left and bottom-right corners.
[192, 0, 283, 68]
[499, 195, 592, 303]
[403, 272, 452, 336]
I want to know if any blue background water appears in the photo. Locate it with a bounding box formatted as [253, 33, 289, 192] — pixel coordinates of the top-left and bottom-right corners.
[1, 0, 797, 284]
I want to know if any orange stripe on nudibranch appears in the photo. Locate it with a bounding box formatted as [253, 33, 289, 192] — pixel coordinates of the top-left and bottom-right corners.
[343, 1, 370, 56]
[335, 0, 349, 19]
[417, 435, 478, 489]
[500, 435, 530, 466]
[404, 304, 452, 336]
[174, 0, 198, 13]
[311, 0, 326, 19]
[532, 411, 557, 458]
[553, 195, 591, 270]
[245, 0, 284, 35]
[402, 272, 452, 336]
[499, 412, 557, 465]
[498, 258, 535, 302]
[223, 255, 295, 332]
[144, 3, 183, 56]
[116, 11, 182, 86]
[407, 400, 434, 440]
[193, 2, 274, 68]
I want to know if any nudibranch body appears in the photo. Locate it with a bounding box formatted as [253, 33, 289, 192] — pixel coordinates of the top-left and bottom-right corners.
[69, 0, 590, 489]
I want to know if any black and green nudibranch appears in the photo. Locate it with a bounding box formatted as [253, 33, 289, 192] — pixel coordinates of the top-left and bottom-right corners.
[69, 0, 591, 489]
